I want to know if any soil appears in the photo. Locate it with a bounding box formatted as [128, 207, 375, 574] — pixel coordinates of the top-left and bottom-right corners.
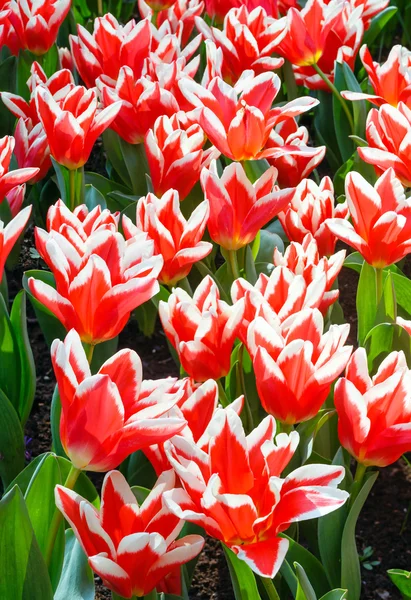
[6, 226, 410, 600]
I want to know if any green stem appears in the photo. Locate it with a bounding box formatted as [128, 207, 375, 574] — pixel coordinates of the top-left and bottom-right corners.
[45, 465, 81, 568]
[97, 0, 103, 15]
[375, 267, 384, 305]
[68, 167, 85, 210]
[217, 379, 229, 407]
[279, 422, 293, 435]
[86, 343, 95, 366]
[349, 462, 367, 509]
[151, 9, 159, 26]
[227, 249, 241, 280]
[259, 576, 281, 600]
[312, 63, 355, 134]
[69, 168, 75, 211]
[238, 344, 254, 432]
[143, 590, 157, 600]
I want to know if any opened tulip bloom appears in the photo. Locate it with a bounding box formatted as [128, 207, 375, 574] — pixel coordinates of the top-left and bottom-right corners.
[35, 85, 122, 170]
[55, 469, 204, 597]
[123, 190, 212, 286]
[201, 160, 292, 250]
[14, 118, 51, 183]
[42, 200, 120, 242]
[0, 205, 32, 281]
[164, 408, 348, 577]
[159, 276, 244, 381]
[279, 176, 348, 257]
[335, 348, 411, 467]
[139, 0, 204, 47]
[0, 135, 39, 202]
[247, 308, 352, 424]
[326, 169, 411, 268]
[51, 330, 186, 471]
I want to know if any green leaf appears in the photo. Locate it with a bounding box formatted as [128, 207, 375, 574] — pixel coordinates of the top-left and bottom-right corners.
[131, 485, 151, 505]
[340, 472, 378, 600]
[84, 184, 106, 210]
[391, 272, 411, 316]
[319, 591, 347, 600]
[387, 569, 411, 599]
[10, 291, 36, 426]
[341, 63, 366, 139]
[0, 387, 25, 488]
[0, 292, 20, 410]
[356, 261, 377, 346]
[0, 56, 18, 138]
[41, 44, 59, 77]
[294, 562, 317, 600]
[256, 230, 283, 264]
[332, 63, 355, 163]
[102, 130, 133, 190]
[280, 559, 298, 599]
[296, 410, 336, 465]
[84, 172, 130, 197]
[363, 6, 398, 46]
[51, 158, 71, 205]
[364, 323, 411, 372]
[242, 159, 270, 183]
[55, 529, 95, 600]
[50, 386, 67, 459]
[124, 450, 157, 489]
[245, 246, 258, 285]
[283, 536, 329, 598]
[222, 544, 261, 600]
[0, 485, 53, 599]
[133, 299, 158, 338]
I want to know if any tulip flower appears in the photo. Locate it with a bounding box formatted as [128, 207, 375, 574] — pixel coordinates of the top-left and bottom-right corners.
[159, 276, 244, 381]
[14, 118, 51, 184]
[326, 169, 411, 268]
[0, 136, 39, 203]
[59, 47, 74, 72]
[247, 308, 352, 424]
[334, 348, 411, 467]
[342, 45, 411, 108]
[0, 205, 32, 282]
[7, 0, 70, 55]
[35, 85, 122, 170]
[43, 200, 120, 241]
[139, 0, 204, 47]
[264, 118, 326, 188]
[123, 190, 212, 286]
[70, 15, 153, 89]
[29, 225, 163, 344]
[55, 469, 204, 597]
[6, 184, 25, 218]
[0, 7, 20, 55]
[358, 102, 411, 187]
[348, 0, 389, 28]
[275, 0, 363, 91]
[201, 160, 293, 251]
[195, 6, 285, 83]
[278, 177, 348, 257]
[97, 69, 179, 145]
[164, 408, 348, 577]
[146, 0, 177, 9]
[180, 72, 319, 161]
[51, 330, 186, 472]
[273, 234, 345, 315]
[145, 114, 219, 200]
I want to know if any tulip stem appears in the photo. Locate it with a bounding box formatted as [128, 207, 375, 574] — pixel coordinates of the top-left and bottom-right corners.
[86, 343, 95, 366]
[151, 9, 159, 26]
[238, 344, 254, 432]
[227, 250, 241, 280]
[349, 462, 367, 509]
[68, 167, 85, 210]
[97, 0, 103, 15]
[260, 576, 281, 600]
[217, 379, 229, 407]
[45, 465, 81, 568]
[312, 63, 355, 134]
[375, 267, 384, 305]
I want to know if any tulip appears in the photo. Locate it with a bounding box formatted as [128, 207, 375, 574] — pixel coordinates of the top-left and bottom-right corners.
[0, 205, 32, 282]
[35, 85, 122, 170]
[7, 0, 70, 55]
[145, 114, 219, 201]
[164, 408, 348, 578]
[43, 199, 120, 242]
[146, 0, 177, 9]
[14, 118, 51, 184]
[58, 47, 74, 72]
[348, 0, 389, 28]
[195, 6, 285, 83]
[201, 160, 292, 251]
[358, 102, 411, 187]
[278, 176, 348, 257]
[97, 68, 179, 145]
[326, 169, 411, 268]
[264, 118, 326, 188]
[6, 184, 25, 218]
[55, 469, 204, 598]
[123, 190, 212, 286]
[273, 234, 345, 315]
[29, 224, 163, 344]
[0, 136, 39, 203]
[159, 276, 244, 381]
[0, 6, 20, 55]
[342, 45, 411, 108]
[139, 0, 204, 47]
[51, 330, 186, 471]
[180, 72, 319, 161]
[247, 308, 352, 424]
[334, 348, 411, 467]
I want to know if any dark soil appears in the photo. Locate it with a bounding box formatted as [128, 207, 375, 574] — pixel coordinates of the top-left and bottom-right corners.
[7, 225, 410, 600]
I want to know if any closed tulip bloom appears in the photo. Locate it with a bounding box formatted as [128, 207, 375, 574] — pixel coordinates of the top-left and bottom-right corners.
[0, 135, 39, 202]
[0, 205, 32, 281]
[326, 169, 411, 268]
[273, 234, 345, 315]
[14, 118, 51, 183]
[35, 85, 122, 170]
[29, 226, 163, 344]
[159, 276, 244, 381]
[51, 330, 186, 472]
[0, 7, 21, 55]
[123, 190, 212, 286]
[140, 0, 204, 48]
[334, 348, 411, 467]
[358, 103, 411, 187]
[164, 408, 348, 577]
[55, 469, 204, 598]
[247, 308, 352, 424]
[145, 114, 219, 200]
[6, 184, 25, 218]
[201, 160, 293, 250]
[180, 72, 319, 161]
[279, 177, 348, 257]
[7, 0, 70, 55]
[342, 45, 411, 108]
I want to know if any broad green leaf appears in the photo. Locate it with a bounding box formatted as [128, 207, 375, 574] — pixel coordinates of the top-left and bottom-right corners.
[124, 450, 157, 489]
[51, 158, 71, 205]
[242, 159, 270, 183]
[294, 562, 317, 600]
[0, 486, 53, 599]
[365, 322, 411, 371]
[387, 569, 411, 599]
[363, 6, 398, 46]
[391, 272, 411, 316]
[0, 292, 20, 410]
[131, 485, 151, 505]
[102, 129, 133, 189]
[222, 545, 261, 600]
[84, 172, 130, 197]
[375, 271, 396, 325]
[119, 137, 149, 196]
[41, 44, 59, 77]
[283, 536, 329, 597]
[0, 387, 25, 488]
[55, 529, 95, 600]
[0, 56, 18, 138]
[296, 410, 336, 465]
[314, 90, 342, 171]
[6, 453, 48, 494]
[91, 337, 119, 372]
[280, 559, 298, 599]
[51, 386, 68, 459]
[332, 63, 355, 163]
[84, 184, 106, 210]
[356, 261, 377, 346]
[256, 230, 283, 264]
[340, 471, 378, 600]
[341, 63, 366, 139]
[319, 591, 347, 600]
[133, 299, 158, 338]
[245, 246, 258, 285]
